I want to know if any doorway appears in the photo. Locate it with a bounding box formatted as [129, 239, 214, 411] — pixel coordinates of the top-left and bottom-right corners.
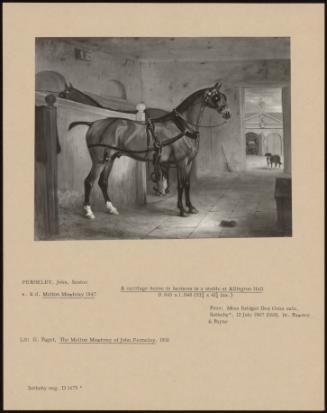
[243, 87, 284, 171]
[246, 132, 260, 155]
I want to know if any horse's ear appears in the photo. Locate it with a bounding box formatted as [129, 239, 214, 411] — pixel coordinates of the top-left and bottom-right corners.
[68, 82, 73, 89]
[214, 81, 222, 90]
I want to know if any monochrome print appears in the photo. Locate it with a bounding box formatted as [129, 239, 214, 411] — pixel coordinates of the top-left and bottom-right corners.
[35, 37, 291, 240]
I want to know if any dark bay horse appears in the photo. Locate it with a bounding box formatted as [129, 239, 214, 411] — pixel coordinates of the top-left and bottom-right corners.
[59, 82, 168, 119]
[68, 82, 231, 219]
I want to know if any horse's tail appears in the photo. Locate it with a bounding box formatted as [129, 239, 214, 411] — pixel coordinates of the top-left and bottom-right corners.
[68, 121, 93, 131]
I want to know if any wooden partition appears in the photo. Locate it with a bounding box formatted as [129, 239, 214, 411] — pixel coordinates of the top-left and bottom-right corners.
[35, 96, 60, 239]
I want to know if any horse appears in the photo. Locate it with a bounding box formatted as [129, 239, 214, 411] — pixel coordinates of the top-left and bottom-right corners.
[68, 82, 231, 219]
[59, 81, 168, 119]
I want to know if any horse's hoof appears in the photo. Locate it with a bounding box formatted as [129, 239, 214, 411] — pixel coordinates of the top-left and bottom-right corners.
[188, 207, 199, 214]
[84, 206, 95, 219]
[105, 202, 119, 215]
[179, 211, 188, 217]
[84, 212, 95, 219]
[106, 208, 119, 215]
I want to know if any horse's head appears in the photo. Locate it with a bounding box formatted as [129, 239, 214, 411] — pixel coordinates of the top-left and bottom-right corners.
[58, 82, 103, 107]
[203, 82, 231, 119]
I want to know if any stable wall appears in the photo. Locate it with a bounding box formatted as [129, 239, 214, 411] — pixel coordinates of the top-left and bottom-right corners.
[140, 59, 291, 175]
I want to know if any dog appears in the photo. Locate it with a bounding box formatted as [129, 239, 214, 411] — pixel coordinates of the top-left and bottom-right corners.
[266, 154, 282, 168]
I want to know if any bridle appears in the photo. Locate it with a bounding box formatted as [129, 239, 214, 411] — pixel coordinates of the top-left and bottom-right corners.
[174, 92, 229, 129]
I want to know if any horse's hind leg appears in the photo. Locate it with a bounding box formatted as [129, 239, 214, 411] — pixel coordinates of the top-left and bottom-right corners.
[165, 166, 170, 194]
[84, 163, 103, 219]
[184, 161, 198, 214]
[98, 159, 119, 215]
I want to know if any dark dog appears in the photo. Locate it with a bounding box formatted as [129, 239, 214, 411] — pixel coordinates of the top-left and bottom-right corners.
[269, 154, 282, 168]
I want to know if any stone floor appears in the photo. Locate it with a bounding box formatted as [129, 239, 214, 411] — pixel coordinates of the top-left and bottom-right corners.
[54, 157, 290, 240]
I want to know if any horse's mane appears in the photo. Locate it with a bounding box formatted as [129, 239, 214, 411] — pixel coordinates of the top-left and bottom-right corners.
[175, 88, 207, 112]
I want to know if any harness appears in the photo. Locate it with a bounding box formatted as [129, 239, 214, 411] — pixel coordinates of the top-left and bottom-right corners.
[88, 110, 199, 184]
[86, 91, 228, 186]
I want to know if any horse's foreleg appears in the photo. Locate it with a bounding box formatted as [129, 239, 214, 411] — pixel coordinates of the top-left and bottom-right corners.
[98, 159, 119, 215]
[84, 163, 103, 219]
[184, 162, 198, 214]
[177, 165, 187, 217]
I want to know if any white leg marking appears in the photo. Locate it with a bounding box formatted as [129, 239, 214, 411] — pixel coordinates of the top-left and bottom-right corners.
[105, 201, 119, 215]
[84, 205, 95, 220]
